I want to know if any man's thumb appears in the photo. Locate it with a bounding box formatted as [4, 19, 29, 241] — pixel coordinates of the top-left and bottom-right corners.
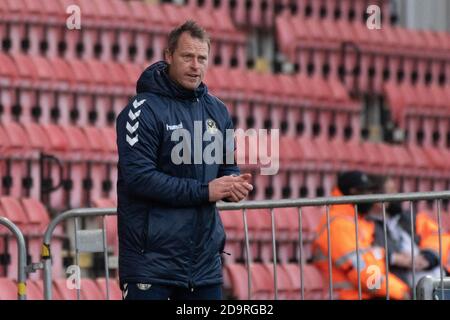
[240, 173, 252, 181]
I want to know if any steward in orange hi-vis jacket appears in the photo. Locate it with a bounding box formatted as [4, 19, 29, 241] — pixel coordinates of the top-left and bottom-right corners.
[415, 210, 450, 273]
[312, 171, 410, 300]
[368, 176, 450, 283]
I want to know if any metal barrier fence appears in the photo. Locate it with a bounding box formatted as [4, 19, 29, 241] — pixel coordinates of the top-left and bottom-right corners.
[0, 216, 27, 300]
[39, 191, 450, 300]
[41, 208, 116, 300]
[217, 190, 450, 300]
[417, 275, 450, 300]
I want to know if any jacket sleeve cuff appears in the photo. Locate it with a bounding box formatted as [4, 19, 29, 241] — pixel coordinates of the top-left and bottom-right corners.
[200, 182, 210, 203]
[387, 252, 394, 266]
[420, 249, 440, 270]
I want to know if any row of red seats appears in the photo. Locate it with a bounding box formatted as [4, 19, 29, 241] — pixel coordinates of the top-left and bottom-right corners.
[0, 196, 63, 280]
[0, 52, 140, 93]
[0, 52, 139, 93]
[0, 53, 359, 128]
[206, 67, 357, 109]
[220, 206, 322, 262]
[0, 52, 361, 141]
[223, 263, 327, 300]
[0, 0, 242, 42]
[385, 82, 450, 123]
[238, 135, 450, 176]
[185, 0, 392, 29]
[0, 52, 136, 126]
[277, 13, 450, 62]
[0, 122, 116, 156]
[0, 277, 122, 300]
[234, 170, 450, 208]
[0, 122, 117, 209]
[0, 0, 246, 66]
[0, 52, 361, 138]
[1, 122, 448, 205]
[220, 207, 322, 243]
[401, 117, 450, 150]
[384, 82, 450, 148]
[276, 14, 450, 91]
[0, 52, 355, 109]
[206, 67, 360, 140]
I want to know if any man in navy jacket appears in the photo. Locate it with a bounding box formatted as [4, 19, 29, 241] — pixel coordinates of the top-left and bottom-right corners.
[116, 20, 253, 300]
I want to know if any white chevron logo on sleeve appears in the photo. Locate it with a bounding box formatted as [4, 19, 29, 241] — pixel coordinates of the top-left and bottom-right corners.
[126, 121, 139, 134]
[126, 134, 139, 146]
[133, 99, 146, 109]
[128, 109, 141, 121]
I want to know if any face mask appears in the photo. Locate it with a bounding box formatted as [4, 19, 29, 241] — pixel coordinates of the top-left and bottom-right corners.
[358, 202, 374, 214]
[386, 201, 403, 216]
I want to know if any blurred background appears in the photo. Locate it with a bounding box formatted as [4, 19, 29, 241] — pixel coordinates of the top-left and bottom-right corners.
[0, 0, 450, 300]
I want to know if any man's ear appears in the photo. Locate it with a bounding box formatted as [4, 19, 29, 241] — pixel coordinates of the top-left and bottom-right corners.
[164, 49, 172, 65]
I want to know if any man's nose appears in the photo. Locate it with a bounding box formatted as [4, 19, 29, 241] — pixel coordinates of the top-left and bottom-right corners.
[190, 58, 200, 70]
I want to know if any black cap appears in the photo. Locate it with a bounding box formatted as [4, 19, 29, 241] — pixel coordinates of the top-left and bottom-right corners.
[337, 171, 374, 195]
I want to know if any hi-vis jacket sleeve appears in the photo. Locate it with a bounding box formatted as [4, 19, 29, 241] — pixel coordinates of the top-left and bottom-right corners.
[328, 218, 410, 299]
[416, 212, 450, 271]
[116, 102, 209, 207]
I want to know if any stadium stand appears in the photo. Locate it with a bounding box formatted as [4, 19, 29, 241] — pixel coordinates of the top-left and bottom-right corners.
[185, 0, 394, 29]
[0, 0, 450, 300]
[0, 0, 246, 67]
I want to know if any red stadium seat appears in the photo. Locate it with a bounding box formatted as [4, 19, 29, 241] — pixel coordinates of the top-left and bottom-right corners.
[20, 197, 50, 231]
[406, 144, 432, 171]
[246, 209, 271, 242]
[0, 122, 37, 197]
[0, 196, 29, 226]
[0, 278, 17, 300]
[26, 279, 44, 300]
[301, 207, 324, 239]
[223, 263, 273, 300]
[251, 264, 275, 299]
[32, 279, 63, 300]
[272, 207, 296, 242]
[53, 278, 77, 300]
[21, 122, 50, 151]
[92, 198, 115, 208]
[263, 263, 294, 300]
[282, 263, 327, 300]
[223, 263, 247, 299]
[53, 278, 104, 300]
[96, 278, 122, 300]
[80, 278, 104, 300]
[218, 209, 244, 261]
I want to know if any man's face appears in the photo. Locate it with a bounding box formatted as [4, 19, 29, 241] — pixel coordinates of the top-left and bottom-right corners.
[165, 32, 209, 91]
[384, 178, 397, 194]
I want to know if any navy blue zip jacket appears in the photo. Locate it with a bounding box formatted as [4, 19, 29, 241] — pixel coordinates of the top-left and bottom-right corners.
[116, 61, 240, 289]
